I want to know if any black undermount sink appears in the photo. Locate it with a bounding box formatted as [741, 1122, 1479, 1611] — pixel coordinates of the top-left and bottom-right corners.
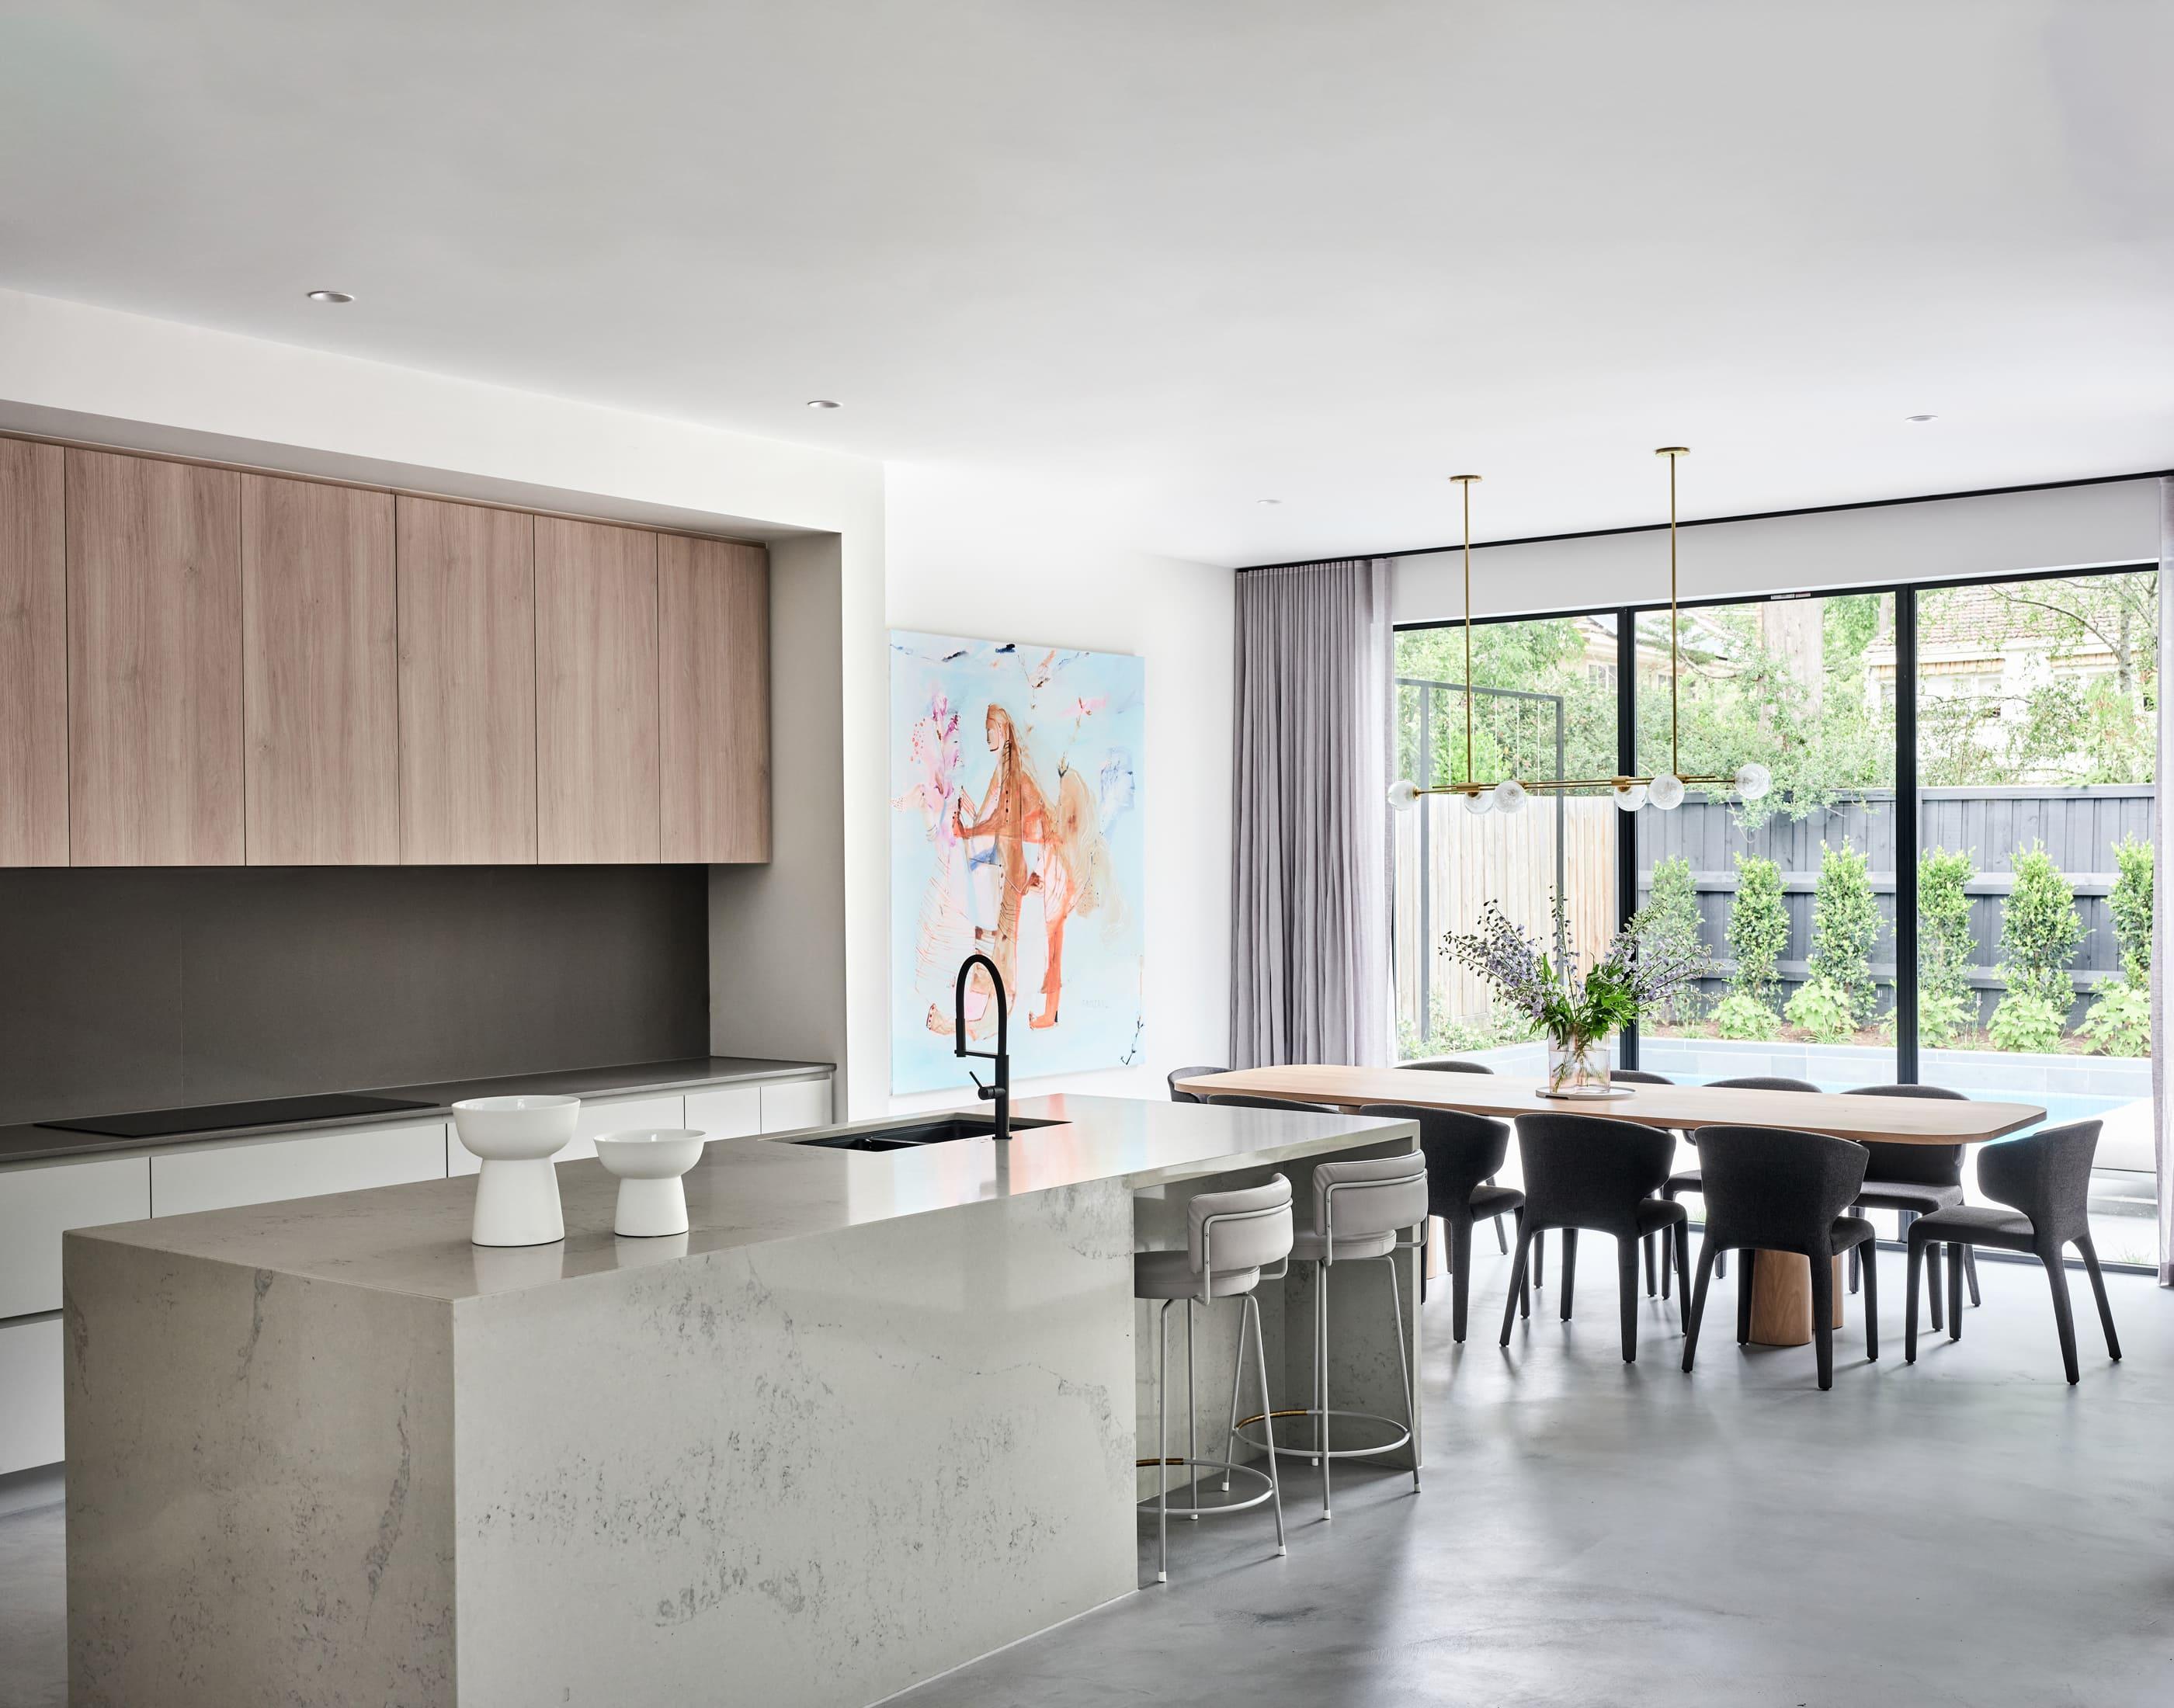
[791, 1115, 1064, 1151]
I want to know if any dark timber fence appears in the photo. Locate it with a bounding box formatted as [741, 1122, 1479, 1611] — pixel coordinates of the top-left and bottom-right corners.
[1636, 785, 2152, 1026]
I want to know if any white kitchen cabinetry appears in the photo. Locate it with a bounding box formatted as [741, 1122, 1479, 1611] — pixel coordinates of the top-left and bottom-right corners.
[759, 1076, 832, 1134]
[151, 1120, 449, 1218]
[682, 1084, 761, 1141]
[0, 1317, 64, 1474]
[0, 1154, 151, 1319]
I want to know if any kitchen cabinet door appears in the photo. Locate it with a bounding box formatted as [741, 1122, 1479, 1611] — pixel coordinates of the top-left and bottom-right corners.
[534, 519, 659, 863]
[67, 449, 244, 865]
[150, 1120, 448, 1217]
[0, 437, 66, 866]
[658, 535, 769, 862]
[397, 497, 537, 863]
[242, 475, 399, 863]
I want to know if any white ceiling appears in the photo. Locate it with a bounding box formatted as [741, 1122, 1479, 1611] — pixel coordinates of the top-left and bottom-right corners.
[2, 2, 2169, 566]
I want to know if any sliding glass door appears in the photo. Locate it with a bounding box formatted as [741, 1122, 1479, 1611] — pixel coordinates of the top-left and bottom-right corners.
[1908, 571, 2159, 1264]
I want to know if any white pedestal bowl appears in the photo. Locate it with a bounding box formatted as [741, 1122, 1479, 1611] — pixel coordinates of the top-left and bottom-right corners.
[595, 1129, 707, 1238]
[452, 1095, 581, 1247]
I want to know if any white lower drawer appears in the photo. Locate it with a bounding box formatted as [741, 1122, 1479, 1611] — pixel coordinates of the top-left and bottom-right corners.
[759, 1076, 832, 1134]
[151, 1120, 450, 1218]
[0, 1315, 63, 1475]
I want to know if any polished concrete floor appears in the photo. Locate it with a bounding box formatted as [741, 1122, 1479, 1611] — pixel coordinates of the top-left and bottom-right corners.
[2, 1246, 2167, 1708]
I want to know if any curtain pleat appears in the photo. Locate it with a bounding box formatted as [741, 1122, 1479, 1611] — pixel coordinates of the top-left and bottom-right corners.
[2155, 479, 2172, 1286]
[1229, 559, 1392, 1068]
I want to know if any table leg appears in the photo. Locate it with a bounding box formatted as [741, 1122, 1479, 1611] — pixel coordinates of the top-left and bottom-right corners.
[1747, 1251, 1846, 1348]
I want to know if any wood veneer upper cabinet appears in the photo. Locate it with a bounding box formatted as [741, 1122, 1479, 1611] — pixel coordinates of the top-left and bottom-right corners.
[0, 439, 67, 865]
[397, 497, 537, 863]
[658, 536, 769, 863]
[241, 474, 399, 865]
[534, 518, 659, 863]
[66, 449, 245, 866]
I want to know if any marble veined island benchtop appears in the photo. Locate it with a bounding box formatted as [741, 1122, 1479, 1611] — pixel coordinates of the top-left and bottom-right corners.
[63, 1093, 1419, 1708]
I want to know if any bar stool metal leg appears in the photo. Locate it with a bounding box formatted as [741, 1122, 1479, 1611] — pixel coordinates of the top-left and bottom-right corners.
[1247, 1293, 1287, 1556]
[1387, 1254, 1419, 1491]
[1155, 1299, 1170, 1583]
[1185, 1300, 1198, 1520]
[1319, 1262, 1333, 1519]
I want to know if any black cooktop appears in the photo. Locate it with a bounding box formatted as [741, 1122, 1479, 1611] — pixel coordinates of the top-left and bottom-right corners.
[38, 1093, 437, 1140]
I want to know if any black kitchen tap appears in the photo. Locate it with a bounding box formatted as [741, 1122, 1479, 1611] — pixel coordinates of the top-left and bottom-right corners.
[953, 953, 1012, 1140]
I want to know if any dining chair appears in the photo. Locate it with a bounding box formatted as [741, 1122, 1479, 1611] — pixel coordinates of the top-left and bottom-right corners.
[1840, 1083, 1980, 1331]
[1905, 1119, 2120, 1385]
[1659, 1076, 1821, 1298]
[1610, 1068, 1677, 1296]
[1207, 1095, 1341, 1113]
[1405, 1054, 1509, 1251]
[1679, 1124, 1877, 1390]
[1501, 1113, 1687, 1362]
[1359, 1103, 1521, 1342]
[1168, 1065, 1231, 1105]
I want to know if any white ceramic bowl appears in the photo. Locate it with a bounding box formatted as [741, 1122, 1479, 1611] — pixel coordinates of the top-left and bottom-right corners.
[450, 1095, 580, 1161]
[452, 1095, 582, 1248]
[595, 1128, 707, 1238]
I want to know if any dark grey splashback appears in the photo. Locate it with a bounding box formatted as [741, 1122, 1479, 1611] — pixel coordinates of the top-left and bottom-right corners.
[0, 866, 708, 1127]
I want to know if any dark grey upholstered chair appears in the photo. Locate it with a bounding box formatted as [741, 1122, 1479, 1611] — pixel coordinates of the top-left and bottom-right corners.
[1679, 1124, 1877, 1389]
[1659, 1076, 1821, 1298]
[1840, 1083, 1979, 1329]
[1360, 1103, 1521, 1343]
[1405, 1054, 1510, 1249]
[1611, 1069, 1676, 1294]
[1905, 1119, 2120, 1384]
[1500, 1113, 1688, 1363]
[1168, 1065, 1230, 1105]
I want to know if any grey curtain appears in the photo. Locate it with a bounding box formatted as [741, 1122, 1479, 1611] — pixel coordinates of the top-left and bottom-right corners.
[2155, 478, 2172, 1286]
[1230, 558, 1394, 1068]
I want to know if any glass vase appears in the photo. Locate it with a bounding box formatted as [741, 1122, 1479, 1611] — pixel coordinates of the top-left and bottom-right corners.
[1545, 1036, 1611, 1096]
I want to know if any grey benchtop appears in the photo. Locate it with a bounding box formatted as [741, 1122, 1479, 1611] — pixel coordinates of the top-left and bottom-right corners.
[68, 1095, 1417, 1304]
[0, 1055, 833, 1168]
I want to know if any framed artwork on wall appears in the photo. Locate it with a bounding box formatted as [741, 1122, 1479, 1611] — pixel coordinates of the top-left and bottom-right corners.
[888, 630, 1145, 1094]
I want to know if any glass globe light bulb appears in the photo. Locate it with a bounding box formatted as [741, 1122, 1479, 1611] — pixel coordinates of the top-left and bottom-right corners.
[1734, 761, 1772, 801]
[1462, 786, 1493, 817]
[1491, 778, 1527, 815]
[1648, 771, 1686, 811]
[1613, 780, 1648, 814]
[1387, 777, 1421, 812]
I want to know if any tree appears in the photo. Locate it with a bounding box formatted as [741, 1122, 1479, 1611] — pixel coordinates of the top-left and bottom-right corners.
[1787, 840, 1881, 1038]
[2082, 835, 2152, 1056]
[1991, 843, 2083, 1052]
[1644, 856, 1705, 1024]
[1915, 848, 1978, 1047]
[1726, 853, 1789, 1011]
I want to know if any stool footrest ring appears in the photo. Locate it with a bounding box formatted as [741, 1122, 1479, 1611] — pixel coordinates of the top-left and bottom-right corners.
[1236, 1406, 1412, 1462]
[1134, 1456, 1279, 1516]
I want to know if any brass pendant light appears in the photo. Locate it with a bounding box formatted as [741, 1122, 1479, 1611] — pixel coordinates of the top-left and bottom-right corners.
[1387, 446, 1773, 816]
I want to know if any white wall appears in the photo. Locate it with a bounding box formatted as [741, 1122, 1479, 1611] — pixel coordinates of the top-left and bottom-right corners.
[880, 463, 1235, 1111]
[1392, 477, 2165, 625]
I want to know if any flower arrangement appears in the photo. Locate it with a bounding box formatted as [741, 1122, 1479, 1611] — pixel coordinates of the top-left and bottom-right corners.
[1442, 896, 1716, 1093]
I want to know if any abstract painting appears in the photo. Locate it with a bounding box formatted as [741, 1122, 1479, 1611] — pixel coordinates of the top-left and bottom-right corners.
[890, 630, 1145, 1094]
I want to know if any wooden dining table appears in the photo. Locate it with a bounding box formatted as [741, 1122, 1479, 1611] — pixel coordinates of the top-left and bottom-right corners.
[1175, 1065, 2046, 1347]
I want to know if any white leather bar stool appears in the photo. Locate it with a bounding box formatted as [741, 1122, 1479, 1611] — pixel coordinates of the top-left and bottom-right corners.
[1239, 1149, 1426, 1520]
[1134, 1175, 1294, 1584]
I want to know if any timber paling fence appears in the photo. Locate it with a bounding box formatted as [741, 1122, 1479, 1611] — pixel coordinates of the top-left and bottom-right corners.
[1395, 784, 2153, 1035]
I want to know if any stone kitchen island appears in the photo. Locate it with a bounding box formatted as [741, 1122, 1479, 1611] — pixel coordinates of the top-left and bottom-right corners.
[62, 1094, 1420, 1708]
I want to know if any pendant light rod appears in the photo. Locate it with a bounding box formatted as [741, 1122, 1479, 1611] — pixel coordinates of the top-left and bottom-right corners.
[1658, 446, 1688, 779]
[1450, 474, 1481, 790]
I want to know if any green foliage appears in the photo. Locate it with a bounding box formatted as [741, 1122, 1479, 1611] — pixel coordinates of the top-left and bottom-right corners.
[1712, 991, 1783, 1041]
[1998, 844, 2084, 1011]
[1644, 856, 1706, 1024]
[1395, 618, 1617, 787]
[1783, 977, 1859, 1043]
[1916, 847, 1977, 1047]
[1992, 843, 2082, 1045]
[2081, 982, 2152, 1057]
[1988, 991, 2067, 1054]
[1727, 853, 1789, 1012]
[1806, 841, 1882, 1026]
[2109, 834, 2153, 987]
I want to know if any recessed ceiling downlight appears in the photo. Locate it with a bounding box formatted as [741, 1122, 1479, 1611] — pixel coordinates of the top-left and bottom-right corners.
[1905, 413, 1938, 423]
[1257, 498, 1281, 506]
[305, 289, 354, 304]
[805, 398, 841, 410]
